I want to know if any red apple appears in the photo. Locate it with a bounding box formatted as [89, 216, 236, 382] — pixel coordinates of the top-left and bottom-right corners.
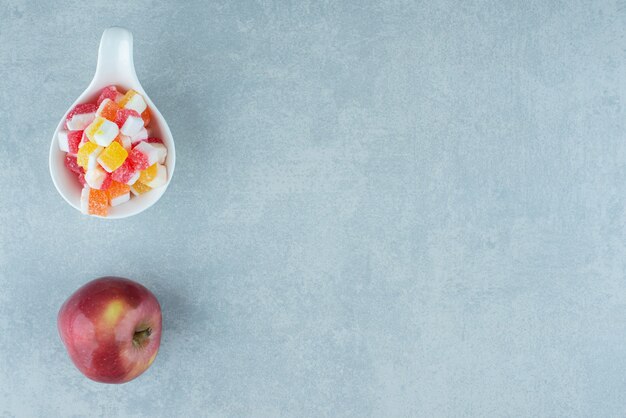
[58, 277, 162, 384]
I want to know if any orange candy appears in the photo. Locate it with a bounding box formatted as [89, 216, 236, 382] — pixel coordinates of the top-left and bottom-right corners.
[141, 107, 151, 126]
[106, 181, 130, 200]
[96, 98, 120, 122]
[88, 189, 108, 216]
[106, 181, 131, 207]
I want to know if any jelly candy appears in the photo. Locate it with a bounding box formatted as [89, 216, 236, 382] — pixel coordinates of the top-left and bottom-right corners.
[126, 171, 140, 186]
[66, 103, 96, 131]
[115, 109, 144, 136]
[64, 154, 84, 175]
[110, 160, 139, 185]
[141, 107, 151, 126]
[85, 116, 119, 147]
[60, 86, 169, 216]
[79, 131, 89, 147]
[130, 181, 152, 196]
[58, 131, 70, 153]
[143, 163, 167, 188]
[80, 186, 108, 216]
[130, 127, 148, 145]
[85, 166, 111, 190]
[59, 130, 84, 154]
[130, 139, 166, 163]
[129, 142, 161, 170]
[97, 85, 122, 106]
[97, 141, 128, 173]
[118, 89, 147, 113]
[117, 135, 132, 151]
[106, 181, 131, 206]
[76, 142, 103, 170]
[151, 143, 167, 164]
[96, 98, 120, 122]
[67, 130, 83, 155]
[138, 163, 158, 184]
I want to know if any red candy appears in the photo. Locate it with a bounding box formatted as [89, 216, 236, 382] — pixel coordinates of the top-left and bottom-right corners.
[64, 155, 84, 175]
[97, 85, 120, 106]
[128, 147, 149, 170]
[110, 160, 137, 183]
[131, 137, 163, 150]
[67, 130, 83, 154]
[65, 155, 86, 187]
[115, 108, 141, 128]
[66, 103, 97, 119]
[65, 103, 97, 130]
[100, 174, 112, 191]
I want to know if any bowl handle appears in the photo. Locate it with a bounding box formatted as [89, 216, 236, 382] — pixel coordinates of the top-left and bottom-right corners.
[92, 27, 140, 88]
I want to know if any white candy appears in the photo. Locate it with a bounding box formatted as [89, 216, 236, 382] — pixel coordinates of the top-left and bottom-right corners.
[80, 186, 90, 214]
[89, 118, 119, 147]
[110, 192, 130, 206]
[118, 135, 132, 151]
[133, 142, 160, 166]
[130, 127, 148, 145]
[58, 131, 69, 152]
[81, 144, 103, 170]
[88, 156, 99, 170]
[123, 93, 147, 113]
[120, 115, 144, 136]
[85, 166, 108, 189]
[67, 112, 95, 131]
[126, 171, 140, 186]
[144, 164, 168, 188]
[150, 143, 167, 164]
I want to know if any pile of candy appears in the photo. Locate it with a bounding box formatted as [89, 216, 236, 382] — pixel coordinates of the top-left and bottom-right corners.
[58, 86, 168, 217]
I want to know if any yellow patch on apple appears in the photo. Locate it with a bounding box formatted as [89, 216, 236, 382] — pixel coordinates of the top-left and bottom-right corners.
[148, 350, 158, 366]
[102, 300, 125, 325]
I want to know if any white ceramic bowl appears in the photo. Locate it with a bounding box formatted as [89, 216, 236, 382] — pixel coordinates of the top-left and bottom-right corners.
[49, 27, 175, 218]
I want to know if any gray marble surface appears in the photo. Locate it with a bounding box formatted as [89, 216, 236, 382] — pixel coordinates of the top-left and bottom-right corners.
[2, 1, 626, 416]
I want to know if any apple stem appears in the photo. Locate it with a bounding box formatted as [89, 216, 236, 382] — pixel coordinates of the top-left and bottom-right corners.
[133, 327, 152, 348]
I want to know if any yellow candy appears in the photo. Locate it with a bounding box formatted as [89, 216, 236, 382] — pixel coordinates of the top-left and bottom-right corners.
[97, 141, 128, 173]
[77, 142, 102, 170]
[85, 116, 119, 146]
[138, 163, 157, 184]
[130, 181, 152, 195]
[85, 117, 104, 141]
[118, 89, 147, 113]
